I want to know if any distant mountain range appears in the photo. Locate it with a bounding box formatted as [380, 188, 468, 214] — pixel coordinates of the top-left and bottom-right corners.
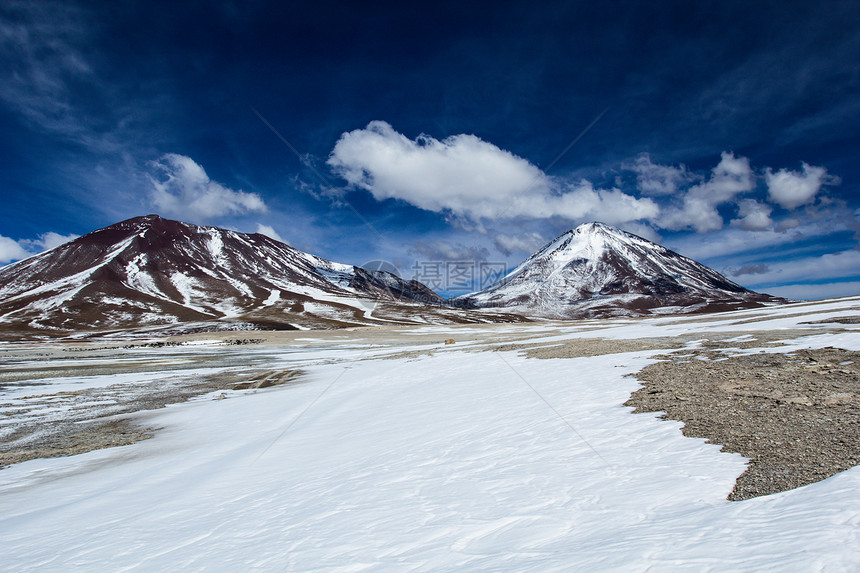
[0, 216, 785, 338]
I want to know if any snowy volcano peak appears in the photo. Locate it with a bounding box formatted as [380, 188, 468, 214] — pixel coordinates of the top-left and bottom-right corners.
[458, 222, 783, 318]
[501, 221, 689, 292]
[531, 221, 651, 265]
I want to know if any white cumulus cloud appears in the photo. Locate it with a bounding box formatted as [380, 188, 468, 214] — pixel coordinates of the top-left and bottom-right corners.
[731, 199, 773, 231]
[255, 223, 285, 243]
[0, 230, 80, 265]
[765, 162, 840, 209]
[658, 151, 755, 233]
[148, 154, 266, 220]
[21, 231, 80, 251]
[0, 235, 31, 264]
[328, 121, 657, 224]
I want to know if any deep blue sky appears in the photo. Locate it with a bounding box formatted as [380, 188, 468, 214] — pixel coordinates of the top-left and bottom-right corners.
[1, 0, 859, 299]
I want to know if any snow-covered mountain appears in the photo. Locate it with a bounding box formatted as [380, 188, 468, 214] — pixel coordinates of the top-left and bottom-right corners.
[456, 222, 783, 318]
[0, 217, 785, 337]
[0, 215, 513, 337]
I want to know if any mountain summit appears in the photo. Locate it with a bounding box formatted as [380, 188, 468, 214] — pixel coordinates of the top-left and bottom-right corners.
[0, 215, 506, 337]
[457, 222, 782, 318]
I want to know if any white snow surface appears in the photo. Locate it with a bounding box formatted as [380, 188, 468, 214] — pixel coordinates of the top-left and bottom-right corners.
[205, 228, 224, 260]
[2, 299, 860, 570]
[262, 288, 281, 306]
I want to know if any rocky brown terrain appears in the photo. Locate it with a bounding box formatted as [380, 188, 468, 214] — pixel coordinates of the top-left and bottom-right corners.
[628, 344, 860, 500]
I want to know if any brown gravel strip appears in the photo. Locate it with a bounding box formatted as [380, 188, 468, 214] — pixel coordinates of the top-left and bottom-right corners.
[626, 346, 860, 500]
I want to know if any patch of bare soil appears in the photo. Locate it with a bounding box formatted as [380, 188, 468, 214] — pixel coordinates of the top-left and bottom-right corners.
[626, 347, 860, 500]
[801, 316, 860, 325]
[0, 368, 303, 468]
[519, 338, 684, 359]
[0, 420, 155, 467]
[514, 330, 815, 360]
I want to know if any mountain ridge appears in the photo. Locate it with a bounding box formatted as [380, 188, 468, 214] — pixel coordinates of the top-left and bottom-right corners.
[0, 215, 517, 338]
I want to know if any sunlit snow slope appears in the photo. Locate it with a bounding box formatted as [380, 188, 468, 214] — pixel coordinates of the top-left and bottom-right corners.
[457, 222, 784, 318]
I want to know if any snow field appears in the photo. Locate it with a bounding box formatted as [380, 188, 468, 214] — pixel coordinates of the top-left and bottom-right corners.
[1, 301, 860, 570]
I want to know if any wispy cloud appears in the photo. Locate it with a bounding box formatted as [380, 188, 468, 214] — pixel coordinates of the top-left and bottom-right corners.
[493, 232, 547, 256]
[328, 124, 848, 246]
[0, 1, 98, 142]
[627, 153, 697, 196]
[665, 221, 833, 261]
[765, 281, 860, 301]
[733, 262, 770, 276]
[409, 240, 490, 263]
[729, 249, 860, 288]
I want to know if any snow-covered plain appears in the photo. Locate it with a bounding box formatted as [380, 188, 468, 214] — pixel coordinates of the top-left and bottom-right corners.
[2, 298, 860, 571]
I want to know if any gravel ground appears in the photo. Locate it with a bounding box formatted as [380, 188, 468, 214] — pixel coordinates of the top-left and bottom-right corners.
[627, 345, 860, 500]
